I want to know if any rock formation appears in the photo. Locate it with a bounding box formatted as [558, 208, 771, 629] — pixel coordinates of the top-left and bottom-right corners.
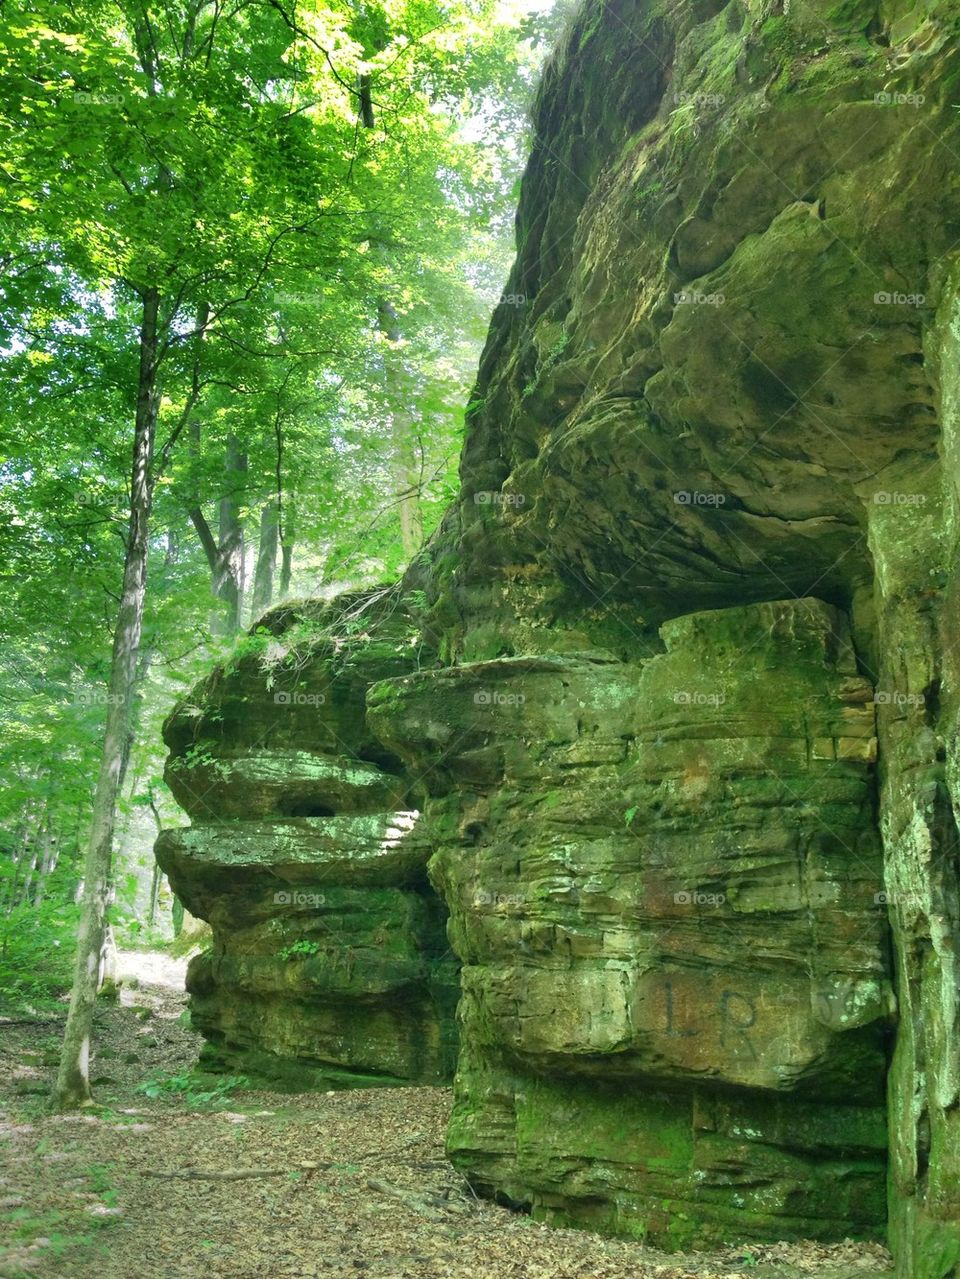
[155, 592, 459, 1088]
[157, 0, 960, 1272]
[368, 598, 890, 1245]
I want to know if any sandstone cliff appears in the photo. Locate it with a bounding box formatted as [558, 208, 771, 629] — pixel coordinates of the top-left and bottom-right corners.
[157, 1, 960, 1273]
[156, 591, 459, 1088]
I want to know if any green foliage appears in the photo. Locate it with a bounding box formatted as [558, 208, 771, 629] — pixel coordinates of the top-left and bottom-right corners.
[278, 939, 322, 961]
[0, 892, 80, 1011]
[0, 0, 559, 997]
[136, 1070, 249, 1107]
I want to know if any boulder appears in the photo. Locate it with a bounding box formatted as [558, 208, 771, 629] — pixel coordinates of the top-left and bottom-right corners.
[155, 590, 459, 1089]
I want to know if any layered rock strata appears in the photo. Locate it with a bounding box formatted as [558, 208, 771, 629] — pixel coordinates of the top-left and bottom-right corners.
[155, 592, 459, 1087]
[368, 596, 891, 1244]
[156, 0, 960, 1269]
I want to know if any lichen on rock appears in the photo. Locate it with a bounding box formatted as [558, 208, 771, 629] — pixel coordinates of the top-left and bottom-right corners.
[156, 0, 960, 1268]
[155, 589, 459, 1089]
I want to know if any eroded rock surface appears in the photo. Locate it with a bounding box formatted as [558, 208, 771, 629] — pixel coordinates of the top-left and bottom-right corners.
[155, 592, 459, 1088]
[368, 597, 890, 1244]
[391, 0, 959, 1268]
[157, 0, 960, 1269]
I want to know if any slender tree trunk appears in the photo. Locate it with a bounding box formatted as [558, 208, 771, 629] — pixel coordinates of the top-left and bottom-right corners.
[147, 861, 162, 927]
[189, 435, 247, 636]
[98, 925, 121, 1000]
[279, 501, 295, 597]
[377, 298, 424, 560]
[251, 497, 279, 617]
[6, 807, 42, 913]
[147, 786, 164, 927]
[53, 287, 160, 1111]
[2, 821, 28, 914]
[16, 821, 44, 906]
[5, 838, 27, 913]
[215, 433, 246, 633]
[33, 829, 59, 906]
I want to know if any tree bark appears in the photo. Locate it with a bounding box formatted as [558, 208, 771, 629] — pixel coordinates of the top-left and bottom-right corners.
[188, 435, 247, 636]
[216, 433, 246, 632]
[279, 501, 295, 597]
[33, 827, 59, 906]
[53, 286, 160, 1110]
[98, 925, 121, 1000]
[251, 497, 279, 618]
[377, 298, 424, 562]
[147, 786, 163, 927]
[16, 820, 44, 906]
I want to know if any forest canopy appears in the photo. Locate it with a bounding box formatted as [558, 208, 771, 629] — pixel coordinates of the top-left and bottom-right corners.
[0, 0, 563, 1018]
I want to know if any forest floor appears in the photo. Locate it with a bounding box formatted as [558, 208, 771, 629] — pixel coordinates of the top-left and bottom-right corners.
[0, 952, 893, 1279]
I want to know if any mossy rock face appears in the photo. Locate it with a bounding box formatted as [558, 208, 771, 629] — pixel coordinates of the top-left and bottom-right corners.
[156, 0, 960, 1266]
[399, 0, 959, 1262]
[155, 589, 459, 1088]
[371, 597, 890, 1242]
[423, 0, 960, 664]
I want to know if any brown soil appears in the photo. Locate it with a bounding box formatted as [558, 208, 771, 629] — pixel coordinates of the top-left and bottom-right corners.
[0, 953, 893, 1279]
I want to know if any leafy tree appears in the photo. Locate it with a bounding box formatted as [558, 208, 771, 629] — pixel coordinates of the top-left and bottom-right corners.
[0, 0, 555, 1104]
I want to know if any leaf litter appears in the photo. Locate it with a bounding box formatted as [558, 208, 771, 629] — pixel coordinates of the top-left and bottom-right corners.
[0, 956, 893, 1279]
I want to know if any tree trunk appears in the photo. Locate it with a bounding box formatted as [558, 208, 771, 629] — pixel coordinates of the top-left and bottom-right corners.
[1, 821, 28, 914]
[147, 861, 162, 927]
[189, 436, 247, 636]
[16, 821, 44, 906]
[251, 497, 279, 618]
[147, 786, 163, 927]
[215, 433, 246, 633]
[33, 828, 59, 906]
[5, 805, 43, 913]
[377, 299, 424, 561]
[279, 502, 295, 597]
[98, 925, 121, 1001]
[53, 286, 160, 1111]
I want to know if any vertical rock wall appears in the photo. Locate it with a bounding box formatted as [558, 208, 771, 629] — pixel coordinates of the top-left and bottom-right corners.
[157, 0, 960, 1269]
[368, 598, 891, 1245]
[875, 281, 960, 1278]
[383, 0, 960, 1266]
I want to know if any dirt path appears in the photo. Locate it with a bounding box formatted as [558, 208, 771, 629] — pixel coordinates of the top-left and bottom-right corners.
[0, 953, 893, 1279]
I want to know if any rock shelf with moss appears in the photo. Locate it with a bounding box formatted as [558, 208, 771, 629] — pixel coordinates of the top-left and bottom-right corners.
[156, 0, 960, 1270]
[156, 590, 459, 1088]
